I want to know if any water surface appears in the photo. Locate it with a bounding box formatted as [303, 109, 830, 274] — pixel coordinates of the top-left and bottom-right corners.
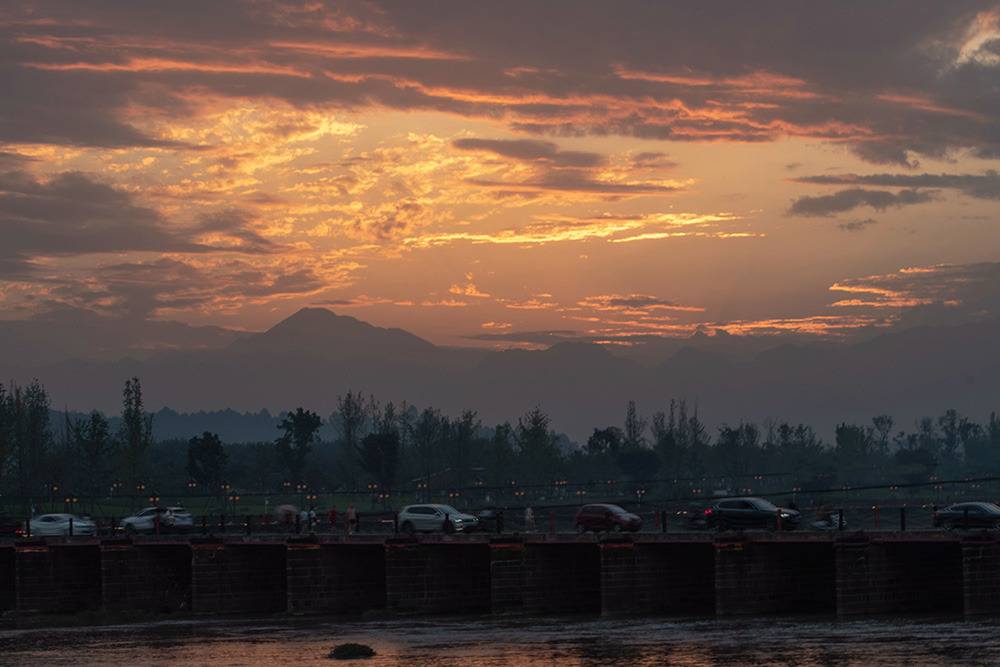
[0, 615, 995, 666]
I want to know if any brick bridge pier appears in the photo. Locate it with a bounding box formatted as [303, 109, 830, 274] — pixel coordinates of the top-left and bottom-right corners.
[3, 531, 997, 619]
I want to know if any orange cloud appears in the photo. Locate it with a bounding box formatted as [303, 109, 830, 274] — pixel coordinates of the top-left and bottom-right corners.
[449, 283, 490, 298]
[579, 294, 704, 314]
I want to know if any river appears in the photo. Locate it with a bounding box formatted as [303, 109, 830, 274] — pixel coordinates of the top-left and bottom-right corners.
[0, 614, 996, 666]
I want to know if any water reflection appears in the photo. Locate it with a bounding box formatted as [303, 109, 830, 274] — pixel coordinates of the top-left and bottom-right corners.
[0, 615, 998, 666]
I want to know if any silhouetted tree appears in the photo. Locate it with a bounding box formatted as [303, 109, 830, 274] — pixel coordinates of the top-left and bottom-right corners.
[72, 411, 117, 498]
[359, 431, 399, 504]
[333, 391, 372, 491]
[445, 410, 481, 494]
[588, 426, 623, 458]
[715, 422, 759, 485]
[938, 408, 964, 472]
[188, 431, 228, 495]
[118, 377, 154, 488]
[617, 447, 661, 480]
[771, 421, 828, 484]
[516, 406, 561, 485]
[486, 423, 517, 489]
[871, 415, 894, 458]
[357, 402, 401, 502]
[962, 413, 997, 470]
[894, 419, 940, 486]
[0, 383, 14, 494]
[1, 380, 55, 498]
[623, 400, 648, 450]
[276, 408, 322, 482]
[410, 407, 445, 496]
[834, 423, 874, 483]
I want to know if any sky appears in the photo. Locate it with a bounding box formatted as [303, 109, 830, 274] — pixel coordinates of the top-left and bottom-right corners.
[2, 1, 1000, 350]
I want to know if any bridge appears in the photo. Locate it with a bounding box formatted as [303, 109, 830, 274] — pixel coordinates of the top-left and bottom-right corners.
[4, 529, 1000, 620]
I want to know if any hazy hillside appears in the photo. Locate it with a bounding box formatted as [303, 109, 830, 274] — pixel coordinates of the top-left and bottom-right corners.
[2, 308, 999, 444]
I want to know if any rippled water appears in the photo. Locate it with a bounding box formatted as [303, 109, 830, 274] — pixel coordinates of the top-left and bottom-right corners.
[0, 615, 997, 666]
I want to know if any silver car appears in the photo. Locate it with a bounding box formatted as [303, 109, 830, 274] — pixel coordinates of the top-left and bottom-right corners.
[121, 506, 194, 535]
[24, 513, 97, 537]
[398, 504, 479, 534]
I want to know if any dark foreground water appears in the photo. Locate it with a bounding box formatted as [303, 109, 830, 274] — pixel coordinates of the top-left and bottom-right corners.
[0, 615, 997, 666]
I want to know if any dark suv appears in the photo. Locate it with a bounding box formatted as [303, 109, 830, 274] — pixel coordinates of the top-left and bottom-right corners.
[574, 503, 643, 533]
[690, 497, 800, 531]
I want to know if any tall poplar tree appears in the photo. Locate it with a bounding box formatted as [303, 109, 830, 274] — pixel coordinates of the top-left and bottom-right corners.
[118, 377, 154, 489]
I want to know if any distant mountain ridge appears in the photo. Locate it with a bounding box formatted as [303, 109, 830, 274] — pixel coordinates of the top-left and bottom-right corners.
[222, 307, 443, 362]
[2, 308, 998, 444]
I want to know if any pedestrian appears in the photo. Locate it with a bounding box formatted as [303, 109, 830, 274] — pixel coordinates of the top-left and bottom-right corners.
[524, 503, 534, 532]
[298, 508, 308, 534]
[308, 506, 317, 533]
[328, 505, 338, 532]
[347, 503, 357, 534]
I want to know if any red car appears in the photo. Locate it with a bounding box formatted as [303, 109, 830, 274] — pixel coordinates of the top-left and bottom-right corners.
[574, 503, 642, 533]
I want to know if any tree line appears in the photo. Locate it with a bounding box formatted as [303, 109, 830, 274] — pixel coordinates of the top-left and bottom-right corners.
[4, 378, 1000, 509]
[0, 377, 152, 511]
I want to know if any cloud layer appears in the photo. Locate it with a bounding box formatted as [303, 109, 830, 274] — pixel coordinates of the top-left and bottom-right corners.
[1, 1, 999, 347]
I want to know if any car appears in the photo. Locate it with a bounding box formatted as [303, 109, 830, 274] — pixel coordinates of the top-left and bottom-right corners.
[23, 513, 97, 537]
[398, 504, 479, 534]
[121, 506, 194, 535]
[933, 502, 1000, 530]
[689, 497, 800, 531]
[574, 503, 643, 533]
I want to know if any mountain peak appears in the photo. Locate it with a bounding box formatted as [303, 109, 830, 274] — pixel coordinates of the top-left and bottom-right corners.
[224, 307, 439, 359]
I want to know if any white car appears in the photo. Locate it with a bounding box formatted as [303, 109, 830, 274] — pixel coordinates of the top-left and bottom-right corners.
[398, 504, 479, 534]
[25, 513, 97, 537]
[121, 506, 194, 535]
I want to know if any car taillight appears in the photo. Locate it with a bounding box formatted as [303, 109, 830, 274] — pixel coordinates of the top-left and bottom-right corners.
[704, 509, 713, 515]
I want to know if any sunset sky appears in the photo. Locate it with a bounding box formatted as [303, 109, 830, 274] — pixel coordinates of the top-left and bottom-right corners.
[2, 1, 1000, 350]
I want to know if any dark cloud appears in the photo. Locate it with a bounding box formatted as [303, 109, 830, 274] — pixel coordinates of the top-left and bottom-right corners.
[0, 62, 189, 148]
[839, 218, 878, 232]
[453, 137, 675, 198]
[787, 188, 936, 217]
[466, 172, 680, 198]
[196, 209, 278, 254]
[0, 150, 36, 169]
[793, 171, 1000, 200]
[0, 170, 203, 262]
[0, 171, 284, 280]
[452, 138, 604, 168]
[39, 256, 331, 320]
[632, 152, 677, 169]
[2, 2, 997, 161]
[847, 141, 918, 168]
